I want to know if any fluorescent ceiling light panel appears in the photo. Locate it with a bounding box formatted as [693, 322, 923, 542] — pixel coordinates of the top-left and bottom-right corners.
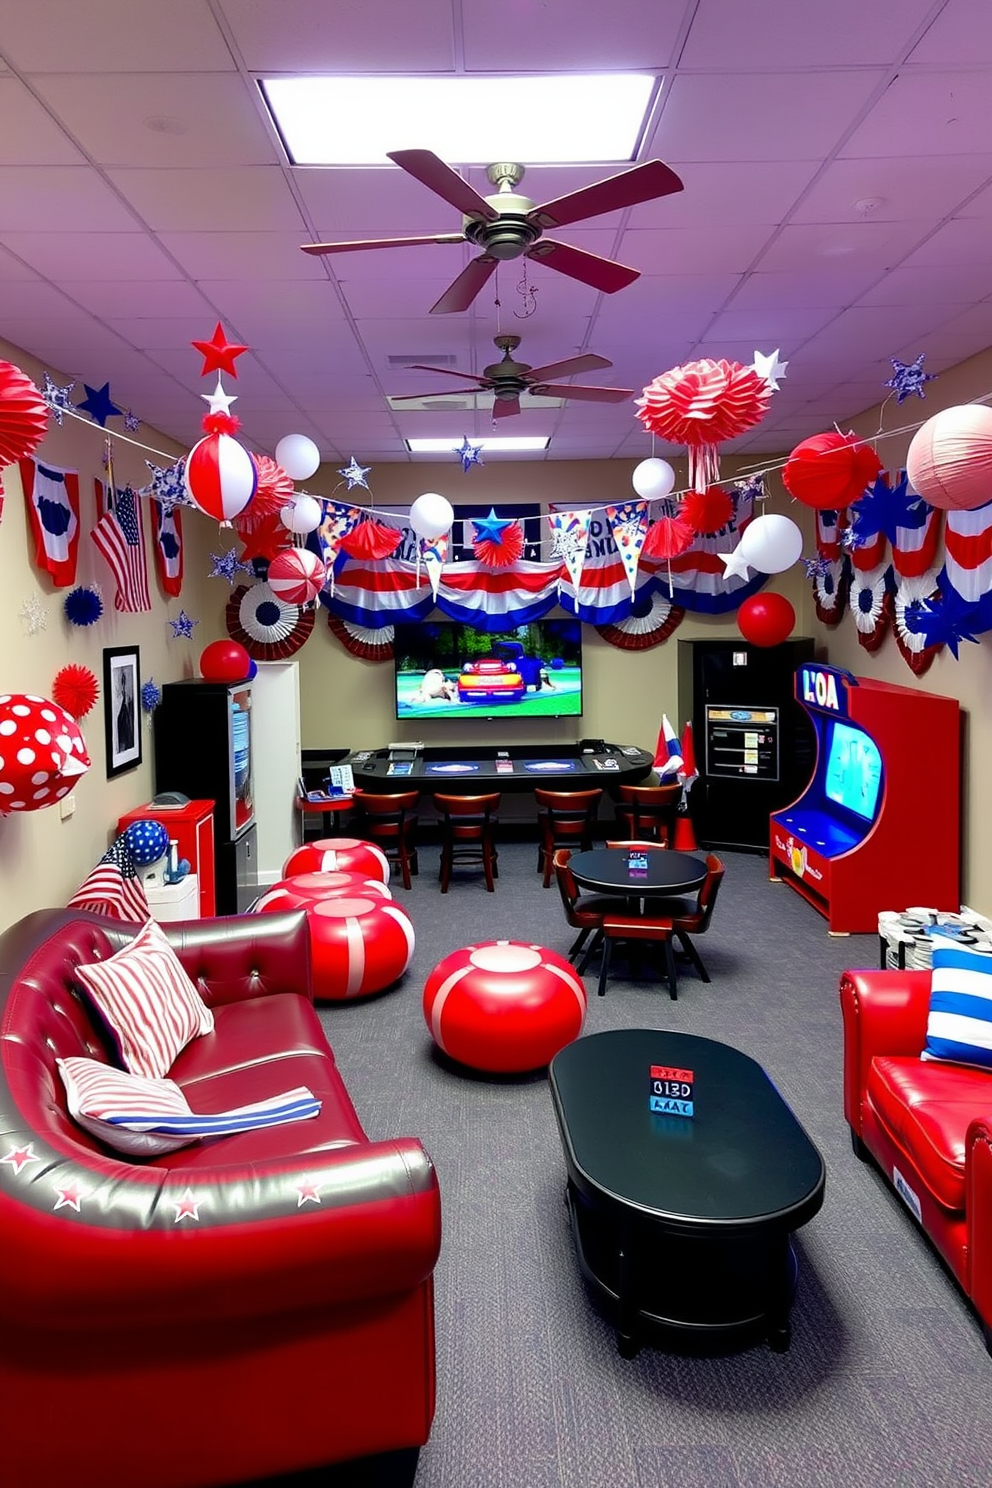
[406, 437, 550, 453]
[261, 75, 656, 166]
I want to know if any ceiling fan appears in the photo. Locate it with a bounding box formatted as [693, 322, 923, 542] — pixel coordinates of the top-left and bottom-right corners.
[389, 333, 634, 419]
[302, 149, 683, 314]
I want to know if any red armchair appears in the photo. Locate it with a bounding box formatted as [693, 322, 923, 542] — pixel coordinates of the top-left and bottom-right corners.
[0, 907, 441, 1488]
[840, 965, 992, 1351]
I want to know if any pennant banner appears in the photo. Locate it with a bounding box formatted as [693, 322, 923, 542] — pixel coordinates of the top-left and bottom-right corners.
[19, 457, 81, 587]
[152, 498, 184, 598]
[604, 500, 648, 596]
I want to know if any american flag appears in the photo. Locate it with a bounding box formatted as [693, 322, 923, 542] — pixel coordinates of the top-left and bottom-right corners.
[68, 835, 150, 922]
[91, 473, 151, 613]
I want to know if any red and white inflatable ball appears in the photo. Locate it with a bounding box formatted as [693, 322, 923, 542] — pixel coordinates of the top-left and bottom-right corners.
[0, 694, 91, 812]
[423, 941, 586, 1074]
[254, 870, 391, 914]
[283, 838, 389, 884]
[267, 547, 325, 606]
[184, 430, 257, 523]
[308, 895, 415, 1000]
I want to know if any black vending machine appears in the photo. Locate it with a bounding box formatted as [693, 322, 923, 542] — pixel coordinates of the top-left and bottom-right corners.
[677, 638, 816, 851]
[153, 678, 258, 913]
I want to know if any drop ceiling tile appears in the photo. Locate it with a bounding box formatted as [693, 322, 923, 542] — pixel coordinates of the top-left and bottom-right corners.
[0, 77, 85, 164]
[680, 0, 935, 67]
[462, 2, 680, 70]
[59, 279, 215, 319]
[194, 278, 347, 332]
[295, 162, 475, 236]
[840, 69, 992, 158]
[0, 167, 139, 231]
[899, 216, 992, 266]
[856, 263, 992, 307]
[0, 1, 235, 71]
[106, 314, 243, 352]
[158, 231, 327, 280]
[0, 230, 186, 281]
[907, 0, 992, 65]
[222, 0, 456, 71]
[910, 302, 992, 361]
[299, 241, 470, 283]
[633, 160, 815, 230]
[340, 276, 488, 319]
[31, 73, 279, 169]
[105, 166, 303, 232]
[706, 305, 838, 346]
[621, 224, 774, 275]
[0, 281, 99, 319]
[957, 180, 992, 218]
[726, 266, 886, 310]
[753, 220, 913, 272]
[789, 154, 992, 225]
[801, 303, 954, 360]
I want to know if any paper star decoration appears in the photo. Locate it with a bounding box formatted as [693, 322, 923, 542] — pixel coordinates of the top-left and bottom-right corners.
[457, 436, 484, 472]
[750, 349, 788, 391]
[142, 459, 190, 515]
[908, 589, 980, 659]
[192, 323, 249, 378]
[802, 556, 832, 580]
[849, 474, 927, 546]
[168, 609, 199, 640]
[472, 507, 515, 544]
[719, 545, 753, 581]
[840, 525, 867, 552]
[41, 372, 76, 426]
[78, 380, 123, 427]
[209, 548, 251, 585]
[884, 353, 936, 403]
[201, 376, 238, 417]
[338, 456, 372, 491]
[19, 594, 48, 635]
[123, 409, 141, 433]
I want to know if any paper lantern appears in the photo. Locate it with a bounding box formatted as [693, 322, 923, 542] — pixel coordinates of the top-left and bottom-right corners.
[739, 513, 804, 574]
[275, 433, 320, 482]
[0, 362, 48, 488]
[681, 486, 734, 535]
[631, 457, 676, 501]
[906, 405, 992, 511]
[279, 495, 323, 535]
[337, 518, 404, 561]
[0, 693, 90, 812]
[635, 359, 772, 492]
[641, 514, 695, 560]
[268, 547, 325, 605]
[409, 492, 453, 540]
[199, 639, 251, 682]
[782, 432, 883, 510]
[737, 593, 795, 647]
[184, 430, 257, 523]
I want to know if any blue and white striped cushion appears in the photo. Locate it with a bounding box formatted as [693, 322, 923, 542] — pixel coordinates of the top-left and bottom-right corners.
[58, 1057, 322, 1158]
[922, 937, 992, 1069]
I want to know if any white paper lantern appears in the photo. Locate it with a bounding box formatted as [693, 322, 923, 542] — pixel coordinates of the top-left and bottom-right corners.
[409, 492, 453, 540]
[275, 433, 320, 482]
[631, 457, 676, 501]
[279, 494, 323, 535]
[739, 513, 803, 574]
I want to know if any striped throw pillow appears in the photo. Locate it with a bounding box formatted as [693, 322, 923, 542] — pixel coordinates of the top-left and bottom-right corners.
[75, 918, 214, 1080]
[58, 1057, 322, 1157]
[922, 936, 992, 1069]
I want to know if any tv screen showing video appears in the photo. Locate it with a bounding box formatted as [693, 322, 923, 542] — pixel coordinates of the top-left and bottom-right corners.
[824, 720, 883, 821]
[393, 619, 583, 721]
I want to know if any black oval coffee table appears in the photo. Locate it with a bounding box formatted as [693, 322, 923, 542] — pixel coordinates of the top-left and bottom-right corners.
[549, 1029, 825, 1356]
[568, 848, 707, 899]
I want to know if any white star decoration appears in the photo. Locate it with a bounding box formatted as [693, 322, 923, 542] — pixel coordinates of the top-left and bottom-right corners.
[751, 349, 789, 390]
[142, 459, 190, 514]
[1, 1143, 41, 1175]
[719, 546, 753, 581]
[201, 375, 238, 416]
[209, 548, 251, 585]
[41, 371, 76, 426]
[338, 456, 372, 491]
[19, 594, 48, 635]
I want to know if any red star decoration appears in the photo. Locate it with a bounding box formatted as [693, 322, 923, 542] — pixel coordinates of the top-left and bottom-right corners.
[1, 1143, 40, 1175]
[191, 322, 249, 379]
[238, 513, 292, 564]
[54, 1182, 85, 1212]
[296, 1180, 322, 1207]
[174, 1187, 201, 1223]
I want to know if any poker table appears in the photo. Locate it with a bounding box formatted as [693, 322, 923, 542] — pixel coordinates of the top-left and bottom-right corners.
[345, 742, 654, 795]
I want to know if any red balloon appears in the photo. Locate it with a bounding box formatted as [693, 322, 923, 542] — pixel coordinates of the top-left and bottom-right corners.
[737, 592, 796, 648]
[782, 432, 883, 510]
[199, 639, 251, 682]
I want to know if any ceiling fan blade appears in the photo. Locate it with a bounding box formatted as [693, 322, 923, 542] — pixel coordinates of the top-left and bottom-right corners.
[429, 256, 499, 314]
[390, 387, 488, 401]
[528, 159, 684, 230]
[302, 233, 465, 256]
[405, 365, 490, 385]
[526, 239, 639, 294]
[492, 396, 521, 419]
[532, 383, 635, 403]
[523, 352, 613, 383]
[387, 149, 499, 222]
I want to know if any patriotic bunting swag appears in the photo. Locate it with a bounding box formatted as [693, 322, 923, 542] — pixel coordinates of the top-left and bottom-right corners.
[19, 458, 81, 587]
[152, 499, 184, 598]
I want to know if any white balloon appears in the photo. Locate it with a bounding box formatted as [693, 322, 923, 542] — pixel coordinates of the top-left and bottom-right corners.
[739, 513, 804, 574]
[279, 494, 323, 535]
[409, 492, 454, 540]
[275, 433, 320, 482]
[632, 457, 676, 500]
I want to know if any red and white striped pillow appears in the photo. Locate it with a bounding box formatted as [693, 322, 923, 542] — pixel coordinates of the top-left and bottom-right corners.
[75, 918, 213, 1079]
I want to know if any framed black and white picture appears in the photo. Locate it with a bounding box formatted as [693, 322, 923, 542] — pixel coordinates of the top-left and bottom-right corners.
[103, 646, 141, 778]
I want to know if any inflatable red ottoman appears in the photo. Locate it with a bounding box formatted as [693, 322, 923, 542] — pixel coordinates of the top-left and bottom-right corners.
[255, 871, 392, 914]
[309, 894, 415, 1000]
[283, 837, 389, 883]
[423, 940, 586, 1073]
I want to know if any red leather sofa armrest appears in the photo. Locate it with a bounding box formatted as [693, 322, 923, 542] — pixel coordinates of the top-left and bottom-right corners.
[839, 967, 931, 1135]
[966, 1117, 992, 1332]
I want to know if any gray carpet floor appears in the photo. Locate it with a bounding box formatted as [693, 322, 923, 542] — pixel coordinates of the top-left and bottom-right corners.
[316, 843, 992, 1488]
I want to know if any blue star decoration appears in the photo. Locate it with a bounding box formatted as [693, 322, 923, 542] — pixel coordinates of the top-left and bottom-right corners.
[41, 372, 76, 426]
[140, 679, 162, 713]
[849, 474, 929, 546]
[142, 459, 190, 515]
[456, 436, 484, 472]
[168, 610, 198, 640]
[338, 456, 371, 491]
[472, 507, 515, 544]
[802, 556, 831, 581]
[884, 353, 937, 404]
[77, 381, 123, 427]
[907, 588, 980, 660]
[209, 548, 252, 585]
[123, 409, 141, 433]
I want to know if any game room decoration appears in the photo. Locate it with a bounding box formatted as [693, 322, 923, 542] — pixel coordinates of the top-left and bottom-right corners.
[680, 484, 735, 535]
[595, 589, 685, 651]
[884, 352, 936, 403]
[457, 436, 484, 472]
[906, 403, 992, 510]
[39, 371, 75, 427]
[337, 516, 403, 561]
[605, 501, 649, 594]
[892, 571, 943, 676]
[547, 508, 592, 592]
[326, 615, 394, 662]
[649, 1063, 695, 1117]
[92, 457, 152, 613]
[738, 513, 804, 575]
[141, 458, 189, 515]
[199, 639, 251, 684]
[77, 381, 123, 428]
[0, 692, 91, 812]
[472, 507, 523, 568]
[19, 457, 81, 586]
[268, 547, 325, 606]
[782, 430, 883, 509]
[409, 491, 454, 540]
[736, 592, 796, 648]
[226, 581, 316, 660]
[183, 400, 257, 524]
[208, 547, 251, 585]
[151, 498, 184, 597]
[17, 594, 47, 636]
[336, 455, 371, 491]
[0, 362, 48, 512]
[635, 357, 773, 491]
[140, 679, 161, 714]
[631, 457, 676, 500]
[279, 493, 323, 535]
[191, 322, 249, 379]
[52, 664, 100, 721]
[167, 609, 198, 640]
[63, 585, 104, 627]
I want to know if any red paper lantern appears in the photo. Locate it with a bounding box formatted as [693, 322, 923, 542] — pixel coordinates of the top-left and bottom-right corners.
[184, 429, 257, 523]
[641, 514, 695, 560]
[681, 486, 735, 535]
[737, 592, 796, 648]
[199, 639, 251, 683]
[782, 432, 883, 510]
[268, 547, 325, 605]
[0, 693, 90, 812]
[0, 362, 48, 491]
[635, 359, 772, 492]
[906, 404, 992, 511]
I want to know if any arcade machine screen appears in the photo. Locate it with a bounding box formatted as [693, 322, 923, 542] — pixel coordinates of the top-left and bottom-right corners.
[823, 720, 883, 822]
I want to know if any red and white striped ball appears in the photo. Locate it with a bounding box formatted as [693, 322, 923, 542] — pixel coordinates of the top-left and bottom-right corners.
[283, 837, 389, 884]
[267, 547, 325, 606]
[423, 940, 586, 1073]
[254, 871, 391, 914]
[183, 430, 257, 523]
[308, 895, 415, 1000]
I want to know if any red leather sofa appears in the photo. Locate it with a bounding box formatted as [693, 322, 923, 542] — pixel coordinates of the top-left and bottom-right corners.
[840, 965, 992, 1350]
[0, 907, 441, 1488]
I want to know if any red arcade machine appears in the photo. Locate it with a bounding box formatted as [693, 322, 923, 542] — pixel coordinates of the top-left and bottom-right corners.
[769, 664, 960, 934]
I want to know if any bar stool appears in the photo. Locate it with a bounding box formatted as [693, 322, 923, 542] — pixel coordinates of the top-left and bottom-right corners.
[535, 788, 602, 888]
[614, 782, 683, 846]
[434, 793, 501, 893]
[350, 789, 420, 890]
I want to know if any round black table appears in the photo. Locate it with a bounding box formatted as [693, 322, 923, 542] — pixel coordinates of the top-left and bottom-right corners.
[568, 847, 708, 899]
[549, 1029, 825, 1356]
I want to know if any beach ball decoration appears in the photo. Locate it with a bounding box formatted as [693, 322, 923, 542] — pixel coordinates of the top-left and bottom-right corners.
[906, 404, 992, 511]
[635, 359, 772, 492]
[782, 432, 883, 510]
[0, 693, 90, 812]
[123, 818, 170, 866]
[737, 593, 796, 648]
[409, 492, 453, 540]
[268, 547, 325, 606]
[275, 433, 320, 482]
[199, 638, 251, 683]
[631, 457, 676, 501]
[738, 513, 804, 574]
[184, 411, 257, 524]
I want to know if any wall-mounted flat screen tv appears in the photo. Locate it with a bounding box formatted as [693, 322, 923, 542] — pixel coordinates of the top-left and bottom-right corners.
[823, 719, 883, 822]
[393, 619, 583, 721]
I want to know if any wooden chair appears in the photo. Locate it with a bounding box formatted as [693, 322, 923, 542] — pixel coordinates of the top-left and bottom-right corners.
[614, 782, 683, 846]
[597, 913, 679, 1000]
[552, 848, 615, 968]
[350, 789, 420, 890]
[434, 793, 500, 893]
[535, 788, 602, 887]
[647, 853, 726, 983]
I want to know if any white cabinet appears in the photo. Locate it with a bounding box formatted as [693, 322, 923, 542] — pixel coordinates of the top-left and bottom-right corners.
[146, 874, 200, 922]
[251, 661, 302, 885]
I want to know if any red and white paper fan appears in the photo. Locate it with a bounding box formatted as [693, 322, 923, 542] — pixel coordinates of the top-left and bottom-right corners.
[327, 615, 396, 662]
[226, 582, 315, 660]
[636, 359, 771, 492]
[596, 590, 685, 651]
